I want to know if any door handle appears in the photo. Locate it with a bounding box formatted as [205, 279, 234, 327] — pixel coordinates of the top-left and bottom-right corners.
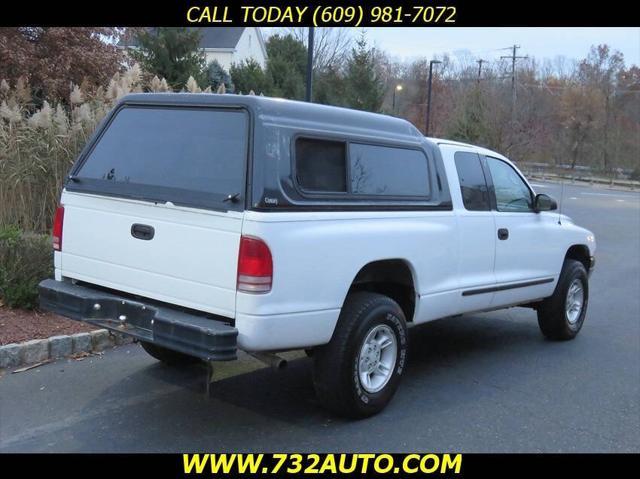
[131, 223, 155, 240]
[497, 228, 509, 240]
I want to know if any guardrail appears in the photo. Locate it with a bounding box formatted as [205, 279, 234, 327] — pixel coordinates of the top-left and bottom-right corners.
[518, 164, 639, 190]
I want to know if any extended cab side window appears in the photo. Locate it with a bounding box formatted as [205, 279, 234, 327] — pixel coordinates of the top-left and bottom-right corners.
[485, 157, 534, 212]
[295, 138, 347, 193]
[294, 138, 431, 198]
[454, 152, 490, 211]
[349, 144, 430, 197]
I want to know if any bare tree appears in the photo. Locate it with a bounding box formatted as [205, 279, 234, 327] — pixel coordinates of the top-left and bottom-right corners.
[284, 27, 353, 71]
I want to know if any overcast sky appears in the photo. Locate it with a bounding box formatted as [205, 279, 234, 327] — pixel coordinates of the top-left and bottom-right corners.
[265, 28, 640, 66]
[364, 27, 640, 66]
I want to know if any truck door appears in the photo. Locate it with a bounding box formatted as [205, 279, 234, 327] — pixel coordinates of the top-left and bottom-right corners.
[444, 146, 497, 313]
[483, 156, 560, 307]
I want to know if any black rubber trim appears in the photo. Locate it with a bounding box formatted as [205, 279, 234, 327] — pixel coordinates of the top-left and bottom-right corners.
[462, 277, 555, 296]
[251, 202, 453, 212]
[38, 279, 237, 361]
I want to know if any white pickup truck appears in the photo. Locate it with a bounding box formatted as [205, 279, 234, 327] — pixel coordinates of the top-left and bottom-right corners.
[39, 94, 596, 417]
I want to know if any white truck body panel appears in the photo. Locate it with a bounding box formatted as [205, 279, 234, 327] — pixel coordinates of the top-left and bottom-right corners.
[59, 190, 242, 318]
[50, 96, 596, 353]
[56, 161, 595, 352]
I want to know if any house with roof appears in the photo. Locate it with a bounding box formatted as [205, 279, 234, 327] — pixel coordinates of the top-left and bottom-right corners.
[119, 28, 267, 71]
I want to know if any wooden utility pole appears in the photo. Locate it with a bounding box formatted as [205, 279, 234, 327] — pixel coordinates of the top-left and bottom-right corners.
[500, 45, 528, 122]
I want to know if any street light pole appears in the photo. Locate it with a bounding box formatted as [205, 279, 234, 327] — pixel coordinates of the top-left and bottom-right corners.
[425, 60, 442, 136]
[392, 84, 402, 114]
[305, 27, 315, 102]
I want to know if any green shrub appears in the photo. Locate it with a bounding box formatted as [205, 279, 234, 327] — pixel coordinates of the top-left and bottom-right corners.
[0, 226, 53, 309]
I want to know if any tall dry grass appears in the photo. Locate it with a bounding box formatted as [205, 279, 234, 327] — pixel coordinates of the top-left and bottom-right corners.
[0, 65, 224, 233]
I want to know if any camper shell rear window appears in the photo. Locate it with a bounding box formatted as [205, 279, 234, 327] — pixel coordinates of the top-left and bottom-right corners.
[69, 106, 249, 211]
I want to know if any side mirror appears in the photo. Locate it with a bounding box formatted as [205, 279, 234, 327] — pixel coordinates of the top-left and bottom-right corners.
[534, 193, 558, 212]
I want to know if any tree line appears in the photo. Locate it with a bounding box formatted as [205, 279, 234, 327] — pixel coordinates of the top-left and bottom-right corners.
[1, 27, 638, 177]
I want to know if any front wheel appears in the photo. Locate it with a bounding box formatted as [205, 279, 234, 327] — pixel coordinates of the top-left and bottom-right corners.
[537, 259, 589, 340]
[313, 292, 408, 418]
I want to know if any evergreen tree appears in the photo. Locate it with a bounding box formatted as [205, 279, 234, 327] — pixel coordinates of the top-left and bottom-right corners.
[207, 60, 233, 92]
[265, 34, 307, 99]
[229, 59, 271, 95]
[131, 28, 206, 89]
[314, 66, 347, 107]
[449, 88, 487, 143]
[343, 33, 384, 112]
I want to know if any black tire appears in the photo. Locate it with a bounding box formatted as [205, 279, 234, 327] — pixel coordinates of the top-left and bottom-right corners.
[313, 292, 408, 418]
[140, 341, 200, 366]
[537, 259, 589, 340]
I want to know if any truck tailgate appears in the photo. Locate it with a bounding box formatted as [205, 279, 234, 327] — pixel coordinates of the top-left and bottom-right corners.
[59, 191, 242, 318]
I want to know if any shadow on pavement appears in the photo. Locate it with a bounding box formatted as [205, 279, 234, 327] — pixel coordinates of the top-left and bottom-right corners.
[86, 312, 544, 425]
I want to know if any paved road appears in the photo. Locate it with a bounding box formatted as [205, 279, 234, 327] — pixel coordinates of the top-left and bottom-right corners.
[1, 182, 638, 452]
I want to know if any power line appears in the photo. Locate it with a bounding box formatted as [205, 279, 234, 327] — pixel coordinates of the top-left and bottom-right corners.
[500, 45, 528, 123]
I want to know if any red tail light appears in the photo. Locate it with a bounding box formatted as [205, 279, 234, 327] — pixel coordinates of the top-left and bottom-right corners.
[237, 236, 272, 293]
[52, 205, 64, 251]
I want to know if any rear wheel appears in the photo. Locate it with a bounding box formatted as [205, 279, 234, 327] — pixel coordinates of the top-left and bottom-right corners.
[537, 259, 589, 340]
[313, 292, 408, 418]
[140, 341, 200, 365]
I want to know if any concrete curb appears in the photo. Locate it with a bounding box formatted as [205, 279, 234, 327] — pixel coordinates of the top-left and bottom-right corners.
[0, 330, 134, 370]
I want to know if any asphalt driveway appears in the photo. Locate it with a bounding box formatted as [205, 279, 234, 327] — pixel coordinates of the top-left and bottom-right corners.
[1, 182, 638, 452]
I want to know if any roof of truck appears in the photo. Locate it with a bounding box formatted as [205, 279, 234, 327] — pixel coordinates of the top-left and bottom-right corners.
[426, 137, 476, 148]
[427, 136, 509, 161]
[118, 93, 426, 141]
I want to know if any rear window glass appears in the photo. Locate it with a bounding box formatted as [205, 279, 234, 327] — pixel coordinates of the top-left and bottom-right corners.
[295, 138, 347, 192]
[77, 107, 247, 204]
[349, 144, 430, 197]
[454, 152, 491, 211]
